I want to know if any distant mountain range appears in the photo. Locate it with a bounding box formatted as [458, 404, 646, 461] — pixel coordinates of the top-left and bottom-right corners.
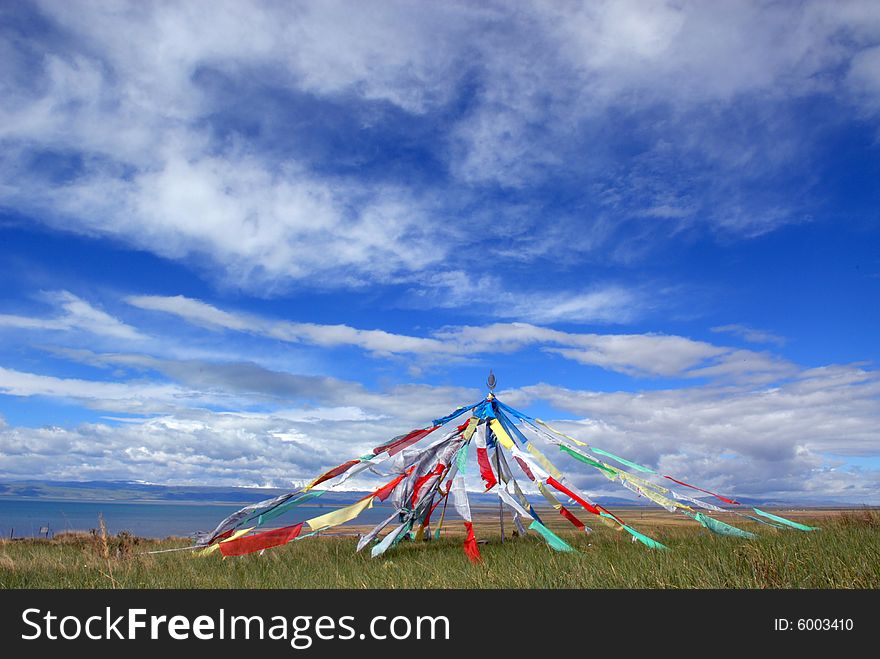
[0, 479, 865, 508]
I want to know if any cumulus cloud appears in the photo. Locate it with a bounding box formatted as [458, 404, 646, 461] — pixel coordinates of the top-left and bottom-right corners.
[2, 1, 879, 291]
[1, 2, 878, 501]
[503, 366, 880, 501]
[0, 413, 333, 486]
[1, 362, 877, 500]
[0, 296, 875, 500]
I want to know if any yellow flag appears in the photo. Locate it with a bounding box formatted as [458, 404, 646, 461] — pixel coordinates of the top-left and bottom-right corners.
[462, 417, 479, 441]
[526, 442, 562, 480]
[536, 481, 562, 510]
[306, 496, 374, 532]
[536, 419, 589, 446]
[489, 419, 514, 449]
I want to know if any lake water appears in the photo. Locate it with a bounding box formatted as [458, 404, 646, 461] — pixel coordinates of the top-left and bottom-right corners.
[0, 499, 428, 539]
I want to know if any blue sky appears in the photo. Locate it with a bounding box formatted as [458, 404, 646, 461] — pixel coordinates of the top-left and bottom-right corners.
[1, 1, 878, 502]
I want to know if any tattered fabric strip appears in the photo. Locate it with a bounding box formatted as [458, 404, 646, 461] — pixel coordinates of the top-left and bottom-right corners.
[589, 447, 656, 474]
[495, 450, 544, 525]
[547, 477, 601, 515]
[371, 519, 413, 558]
[534, 418, 589, 447]
[489, 418, 515, 450]
[494, 482, 540, 538]
[618, 522, 669, 550]
[474, 399, 496, 420]
[496, 483, 531, 519]
[197, 526, 254, 555]
[411, 464, 446, 504]
[199, 490, 301, 545]
[219, 523, 304, 557]
[494, 399, 534, 422]
[304, 459, 361, 491]
[450, 476, 472, 522]
[663, 476, 740, 505]
[528, 520, 574, 552]
[558, 505, 588, 531]
[433, 491, 451, 540]
[689, 512, 756, 539]
[373, 425, 440, 457]
[254, 490, 325, 527]
[618, 477, 686, 513]
[669, 489, 725, 512]
[525, 441, 562, 480]
[305, 496, 374, 532]
[752, 508, 818, 532]
[432, 402, 480, 427]
[455, 443, 469, 474]
[494, 409, 530, 448]
[333, 453, 391, 488]
[357, 510, 401, 553]
[559, 444, 618, 478]
[463, 521, 481, 563]
[373, 471, 409, 502]
[474, 423, 498, 490]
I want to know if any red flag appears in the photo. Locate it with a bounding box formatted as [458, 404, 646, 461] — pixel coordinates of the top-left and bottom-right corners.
[373, 426, 439, 456]
[547, 477, 601, 515]
[310, 459, 361, 489]
[208, 527, 237, 545]
[463, 522, 481, 564]
[476, 448, 497, 490]
[558, 505, 586, 531]
[219, 523, 304, 557]
[663, 476, 740, 505]
[371, 472, 408, 502]
[424, 497, 444, 526]
[513, 456, 536, 482]
[411, 464, 445, 505]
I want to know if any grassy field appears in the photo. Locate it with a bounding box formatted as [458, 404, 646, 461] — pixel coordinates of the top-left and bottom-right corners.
[1, 508, 878, 589]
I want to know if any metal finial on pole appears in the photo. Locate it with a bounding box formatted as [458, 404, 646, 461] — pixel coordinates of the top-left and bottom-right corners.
[487, 369, 496, 393]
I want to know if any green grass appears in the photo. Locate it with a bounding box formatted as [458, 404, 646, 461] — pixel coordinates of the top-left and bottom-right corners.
[1, 510, 878, 589]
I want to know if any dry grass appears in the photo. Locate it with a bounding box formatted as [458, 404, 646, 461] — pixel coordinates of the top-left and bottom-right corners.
[1, 508, 877, 589]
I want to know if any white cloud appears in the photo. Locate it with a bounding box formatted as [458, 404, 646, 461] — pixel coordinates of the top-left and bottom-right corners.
[0, 300, 874, 500]
[0, 365, 190, 414]
[126, 293, 798, 380]
[2, 145, 449, 290]
[412, 272, 650, 324]
[0, 413, 333, 486]
[0, 291, 145, 341]
[448, 1, 880, 193]
[0, 355, 480, 426]
[1, 362, 877, 500]
[126, 294, 450, 355]
[1, 1, 464, 291]
[711, 323, 786, 346]
[846, 44, 880, 112]
[2, 1, 879, 291]
[1, 2, 877, 501]
[501, 366, 880, 501]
